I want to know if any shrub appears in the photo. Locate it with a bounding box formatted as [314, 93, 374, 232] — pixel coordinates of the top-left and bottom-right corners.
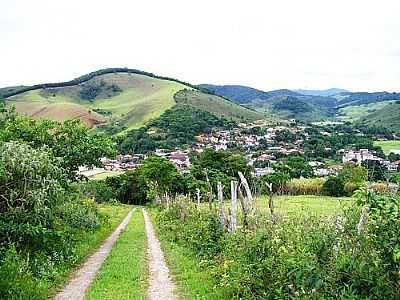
[344, 181, 361, 195]
[322, 176, 345, 197]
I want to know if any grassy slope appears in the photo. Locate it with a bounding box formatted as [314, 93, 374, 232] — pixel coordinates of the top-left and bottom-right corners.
[359, 101, 400, 133]
[337, 100, 394, 122]
[175, 89, 265, 122]
[7, 73, 187, 130]
[85, 209, 147, 300]
[374, 140, 400, 155]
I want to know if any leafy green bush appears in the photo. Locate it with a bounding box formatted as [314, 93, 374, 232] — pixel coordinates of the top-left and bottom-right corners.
[323, 176, 345, 197]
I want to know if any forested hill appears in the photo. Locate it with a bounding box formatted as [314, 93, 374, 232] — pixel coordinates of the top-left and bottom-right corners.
[200, 84, 338, 122]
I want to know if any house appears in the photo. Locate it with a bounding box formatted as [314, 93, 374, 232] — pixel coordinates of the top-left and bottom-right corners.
[342, 149, 380, 165]
[253, 167, 274, 177]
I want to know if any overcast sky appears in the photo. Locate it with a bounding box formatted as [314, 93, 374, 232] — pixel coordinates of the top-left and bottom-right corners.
[1, 0, 400, 91]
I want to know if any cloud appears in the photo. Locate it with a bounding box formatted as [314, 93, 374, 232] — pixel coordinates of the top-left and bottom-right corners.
[1, 0, 400, 91]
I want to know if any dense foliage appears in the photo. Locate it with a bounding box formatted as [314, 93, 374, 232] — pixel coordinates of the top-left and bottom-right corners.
[0, 142, 107, 299]
[0, 108, 119, 299]
[119, 105, 234, 153]
[0, 108, 116, 178]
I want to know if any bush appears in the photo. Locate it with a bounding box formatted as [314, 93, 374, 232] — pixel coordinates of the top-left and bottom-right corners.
[322, 176, 345, 197]
[344, 181, 361, 195]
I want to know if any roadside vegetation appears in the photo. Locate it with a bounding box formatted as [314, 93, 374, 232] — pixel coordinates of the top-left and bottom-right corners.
[0, 104, 128, 299]
[153, 189, 400, 299]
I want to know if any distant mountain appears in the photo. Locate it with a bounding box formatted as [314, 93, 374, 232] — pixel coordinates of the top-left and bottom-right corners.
[337, 91, 400, 108]
[294, 88, 349, 97]
[200, 84, 337, 122]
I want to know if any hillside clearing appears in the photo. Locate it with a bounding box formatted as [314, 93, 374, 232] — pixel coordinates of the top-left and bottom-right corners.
[7, 73, 188, 130]
[374, 140, 400, 154]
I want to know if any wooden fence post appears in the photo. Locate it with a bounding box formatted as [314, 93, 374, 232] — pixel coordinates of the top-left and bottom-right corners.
[217, 182, 226, 228]
[196, 188, 201, 207]
[205, 169, 213, 210]
[230, 180, 238, 232]
[265, 182, 274, 219]
[357, 206, 370, 234]
[238, 172, 256, 223]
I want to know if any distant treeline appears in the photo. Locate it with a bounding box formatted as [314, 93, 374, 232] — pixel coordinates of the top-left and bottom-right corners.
[0, 67, 202, 98]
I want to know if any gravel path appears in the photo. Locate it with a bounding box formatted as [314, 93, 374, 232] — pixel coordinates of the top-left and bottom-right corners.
[55, 208, 135, 300]
[143, 209, 177, 300]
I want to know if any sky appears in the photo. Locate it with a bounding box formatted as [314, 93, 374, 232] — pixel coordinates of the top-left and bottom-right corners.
[1, 0, 400, 92]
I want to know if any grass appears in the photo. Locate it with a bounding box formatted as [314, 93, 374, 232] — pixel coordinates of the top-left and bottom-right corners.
[149, 210, 229, 300]
[88, 170, 124, 181]
[151, 195, 352, 299]
[175, 89, 265, 122]
[8, 73, 187, 130]
[255, 195, 352, 217]
[85, 209, 147, 300]
[48, 203, 133, 297]
[338, 100, 393, 122]
[374, 140, 400, 155]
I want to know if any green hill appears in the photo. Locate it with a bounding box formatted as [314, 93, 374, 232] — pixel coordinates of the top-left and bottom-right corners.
[359, 101, 400, 133]
[3, 69, 266, 133]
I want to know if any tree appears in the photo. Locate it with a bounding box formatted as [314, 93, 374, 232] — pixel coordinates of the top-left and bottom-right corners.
[273, 155, 313, 179]
[190, 149, 252, 189]
[323, 176, 345, 197]
[0, 108, 116, 179]
[263, 172, 291, 195]
[139, 156, 181, 200]
[362, 159, 386, 181]
[339, 163, 368, 184]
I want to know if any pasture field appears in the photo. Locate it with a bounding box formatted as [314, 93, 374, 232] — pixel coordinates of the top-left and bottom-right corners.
[256, 195, 352, 217]
[338, 100, 393, 121]
[85, 209, 147, 300]
[88, 170, 124, 181]
[7, 73, 187, 130]
[374, 140, 400, 155]
[174, 89, 265, 122]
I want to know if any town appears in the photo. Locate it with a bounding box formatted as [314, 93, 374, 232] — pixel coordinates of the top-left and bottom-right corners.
[82, 120, 400, 178]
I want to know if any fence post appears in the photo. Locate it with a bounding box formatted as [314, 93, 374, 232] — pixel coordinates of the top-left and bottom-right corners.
[238, 171, 256, 223]
[265, 182, 274, 219]
[196, 188, 201, 207]
[230, 180, 238, 232]
[217, 182, 226, 228]
[205, 169, 213, 210]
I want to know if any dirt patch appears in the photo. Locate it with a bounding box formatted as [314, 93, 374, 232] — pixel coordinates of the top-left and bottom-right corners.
[143, 209, 177, 300]
[54, 208, 135, 300]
